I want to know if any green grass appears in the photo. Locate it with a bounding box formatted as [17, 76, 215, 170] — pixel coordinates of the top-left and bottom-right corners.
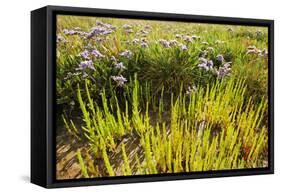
[63, 75, 267, 176]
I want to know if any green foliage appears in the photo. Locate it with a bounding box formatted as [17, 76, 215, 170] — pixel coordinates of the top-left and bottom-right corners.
[73, 75, 267, 177]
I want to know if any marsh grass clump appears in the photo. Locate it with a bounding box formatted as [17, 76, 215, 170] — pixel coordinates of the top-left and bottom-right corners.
[56, 15, 269, 179]
[63, 75, 268, 177]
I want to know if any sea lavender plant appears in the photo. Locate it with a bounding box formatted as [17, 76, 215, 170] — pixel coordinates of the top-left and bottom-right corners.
[159, 39, 170, 48]
[119, 50, 132, 58]
[169, 40, 178, 46]
[178, 43, 188, 51]
[111, 75, 127, 86]
[114, 62, 126, 70]
[123, 24, 132, 29]
[76, 60, 95, 71]
[92, 48, 104, 58]
[183, 35, 193, 43]
[63, 29, 76, 35]
[214, 62, 232, 78]
[216, 54, 225, 63]
[198, 58, 213, 71]
[132, 38, 140, 44]
[80, 50, 90, 59]
[140, 42, 148, 48]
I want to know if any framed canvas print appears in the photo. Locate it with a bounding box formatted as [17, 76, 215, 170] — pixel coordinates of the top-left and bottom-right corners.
[31, 5, 274, 188]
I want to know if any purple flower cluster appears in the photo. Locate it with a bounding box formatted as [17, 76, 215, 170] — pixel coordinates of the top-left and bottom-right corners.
[80, 50, 90, 59]
[216, 54, 224, 63]
[178, 43, 188, 51]
[123, 24, 132, 30]
[76, 60, 95, 71]
[114, 62, 126, 70]
[140, 42, 148, 48]
[87, 21, 115, 39]
[214, 62, 232, 78]
[158, 39, 188, 51]
[63, 28, 87, 37]
[96, 21, 116, 30]
[111, 75, 127, 87]
[79, 47, 104, 60]
[159, 39, 171, 48]
[125, 29, 134, 34]
[198, 57, 214, 71]
[132, 38, 148, 48]
[247, 45, 268, 57]
[63, 29, 76, 35]
[197, 54, 232, 78]
[87, 27, 113, 38]
[92, 48, 104, 58]
[119, 50, 132, 58]
[182, 35, 193, 43]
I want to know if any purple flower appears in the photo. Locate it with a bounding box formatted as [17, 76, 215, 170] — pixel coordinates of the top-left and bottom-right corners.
[115, 62, 126, 70]
[125, 29, 134, 33]
[207, 60, 213, 69]
[183, 35, 193, 43]
[80, 50, 90, 59]
[199, 57, 207, 64]
[179, 43, 188, 51]
[76, 60, 95, 71]
[111, 75, 127, 86]
[77, 31, 87, 37]
[140, 42, 148, 48]
[198, 58, 213, 71]
[87, 27, 106, 38]
[132, 39, 140, 44]
[216, 54, 224, 62]
[213, 63, 232, 78]
[88, 21, 116, 37]
[169, 40, 178, 46]
[159, 39, 170, 48]
[92, 48, 104, 58]
[63, 29, 76, 35]
[96, 21, 116, 30]
[198, 63, 209, 71]
[119, 50, 132, 58]
[123, 24, 132, 29]
[102, 29, 113, 35]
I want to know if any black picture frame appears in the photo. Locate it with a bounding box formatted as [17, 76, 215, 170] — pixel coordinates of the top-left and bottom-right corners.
[31, 5, 274, 188]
